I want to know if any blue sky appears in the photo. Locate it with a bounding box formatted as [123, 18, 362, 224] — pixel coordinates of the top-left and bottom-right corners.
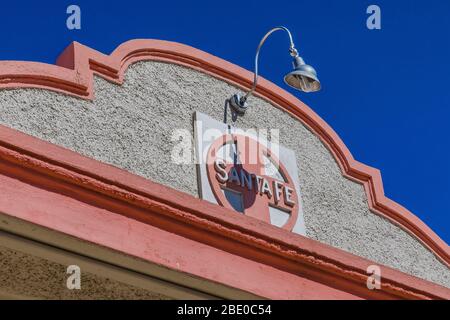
[0, 1, 448, 242]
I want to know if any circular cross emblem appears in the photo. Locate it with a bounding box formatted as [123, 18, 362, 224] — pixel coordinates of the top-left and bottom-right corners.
[206, 134, 299, 231]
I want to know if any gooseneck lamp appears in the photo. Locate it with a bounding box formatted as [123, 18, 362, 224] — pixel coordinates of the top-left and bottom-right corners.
[229, 26, 321, 115]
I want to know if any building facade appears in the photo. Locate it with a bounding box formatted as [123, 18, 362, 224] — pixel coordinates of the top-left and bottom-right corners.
[0, 40, 449, 299]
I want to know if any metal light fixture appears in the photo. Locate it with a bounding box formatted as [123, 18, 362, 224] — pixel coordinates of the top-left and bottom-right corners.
[229, 26, 321, 115]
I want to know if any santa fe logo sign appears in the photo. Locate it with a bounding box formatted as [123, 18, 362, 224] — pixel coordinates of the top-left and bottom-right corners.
[195, 112, 306, 235]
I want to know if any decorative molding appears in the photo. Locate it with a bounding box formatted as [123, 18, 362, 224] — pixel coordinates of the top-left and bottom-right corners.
[0, 39, 448, 269]
[0, 123, 449, 299]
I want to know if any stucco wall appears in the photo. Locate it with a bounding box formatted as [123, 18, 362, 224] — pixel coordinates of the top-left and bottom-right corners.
[0, 60, 448, 287]
[0, 245, 169, 299]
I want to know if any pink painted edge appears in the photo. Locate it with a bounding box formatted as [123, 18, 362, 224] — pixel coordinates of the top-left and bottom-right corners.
[1, 124, 449, 299]
[0, 38, 448, 268]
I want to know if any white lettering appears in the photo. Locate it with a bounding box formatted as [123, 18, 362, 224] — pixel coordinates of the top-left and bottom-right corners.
[284, 186, 295, 207]
[261, 179, 272, 198]
[273, 180, 283, 203]
[214, 159, 228, 183]
[177, 304, 211, 318]
[228, 167, 241, 185]
[240, 170, 252, 190]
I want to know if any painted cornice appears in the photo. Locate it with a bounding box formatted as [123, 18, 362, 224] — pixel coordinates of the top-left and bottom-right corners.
[0, 124, 449, 299]
[0, 39, 448, 279]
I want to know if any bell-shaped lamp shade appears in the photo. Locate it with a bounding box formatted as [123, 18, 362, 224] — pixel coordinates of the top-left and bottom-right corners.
[284, 56, 321, 92]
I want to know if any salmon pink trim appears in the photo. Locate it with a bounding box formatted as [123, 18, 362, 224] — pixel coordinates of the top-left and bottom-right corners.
[0, 40, 448, 271]
[0, 124, 449, 299]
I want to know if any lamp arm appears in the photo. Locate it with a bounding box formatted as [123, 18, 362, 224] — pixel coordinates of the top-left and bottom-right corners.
[241, 26, 298, 104]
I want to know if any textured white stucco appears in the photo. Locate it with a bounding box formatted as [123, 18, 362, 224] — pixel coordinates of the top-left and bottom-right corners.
[0, 60, 448, 287]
